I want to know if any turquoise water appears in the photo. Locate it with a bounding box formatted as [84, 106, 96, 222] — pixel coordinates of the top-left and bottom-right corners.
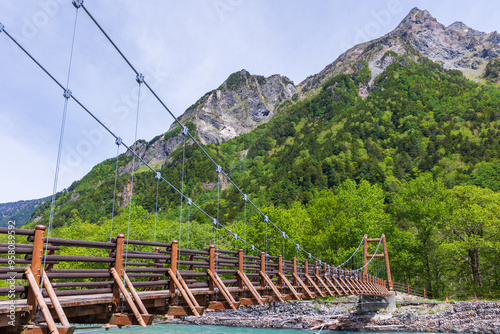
[74, 324, 323, 333]
[74, 324, 438, 334]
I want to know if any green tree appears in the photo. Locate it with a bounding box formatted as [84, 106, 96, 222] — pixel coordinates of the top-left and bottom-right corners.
[442, 185, 500, 287]
[392, 172, 449, 296]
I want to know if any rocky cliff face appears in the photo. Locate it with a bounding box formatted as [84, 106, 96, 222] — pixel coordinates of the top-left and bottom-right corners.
[299, 8, 500, 95]
[123, 70, 296, 170]
[176, 70, 297, 145]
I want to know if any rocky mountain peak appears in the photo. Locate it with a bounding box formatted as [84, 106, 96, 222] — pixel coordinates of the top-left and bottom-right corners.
[299, 8, 500, 95]
[176, 69, 297, 145]
[123, 69, 297, 172]
[397, 7, 442, 30]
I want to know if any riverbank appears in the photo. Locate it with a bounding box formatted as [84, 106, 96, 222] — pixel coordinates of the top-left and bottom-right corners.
[164, 294, 500, 333]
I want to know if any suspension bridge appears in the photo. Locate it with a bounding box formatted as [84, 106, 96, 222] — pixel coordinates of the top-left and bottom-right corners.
[0, 1, 414, 333]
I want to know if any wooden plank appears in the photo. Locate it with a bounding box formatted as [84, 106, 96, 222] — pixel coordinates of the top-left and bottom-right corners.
[25, 267, 59, 334]
[324, 276, 342, 295]
[278, 272, 301, 300]
[206, 270, 237, 310]
[292, 273, 314, 299]
[236, 271, 264, 305]
[167, 269, 200, 317]
[109, 268, 147, 327]
[41, 269, 70, 327]
[259, 271, 284, 302]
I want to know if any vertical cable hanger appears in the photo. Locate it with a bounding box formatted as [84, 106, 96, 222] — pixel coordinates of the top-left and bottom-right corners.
[122, 72, 144, 310]
[110, 137, 122, 241]
[37, 1, 81, 324]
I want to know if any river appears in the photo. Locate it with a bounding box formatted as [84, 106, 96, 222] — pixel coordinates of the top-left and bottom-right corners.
[73, 324, 436, 334]
[74, 324, 316, 333]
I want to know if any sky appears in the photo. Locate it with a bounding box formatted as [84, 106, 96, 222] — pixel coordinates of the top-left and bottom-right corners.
[0, 0, 499, 203]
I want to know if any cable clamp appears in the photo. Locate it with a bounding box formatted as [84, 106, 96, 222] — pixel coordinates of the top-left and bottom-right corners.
[318, 260, 322, 265]
[115, 137, 122, 146]
[281, 231, 285, 238]
[181, 126, 189, 136]
[212, 218, 217, 226]
[251, 245, 255, 251]
[296, 244, 300, 250]
[264, 216, 269, 222]
[187, 198, 192, 205]
[242, 194, 248, 202]
[0, 23, 4, 33]
[136, 73, 144, 83]
[155, 172, 161, 180]
[234, 234, 237, 240]
[308, 253, 311, 259]
[63, 89, 72, 99]
[216, 165, 222, 174]
[72, 0, 84, 8]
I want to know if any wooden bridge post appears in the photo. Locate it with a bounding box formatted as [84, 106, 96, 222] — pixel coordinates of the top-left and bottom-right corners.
[304, 259, 309, 286]
[260, 252, 266, 289]
[170, 240, 178, 295]
[238, 249, 244, 295]
[27, 225, 46, 320]
[278, 255, 283, 290]
[382, 234, 393, 291]
[363, 234, 368, 275]
[424, 288, 427, 299]
[209, 245, 215, 293]
[112, 234, 125, 302]
[292, 257, 297, 286]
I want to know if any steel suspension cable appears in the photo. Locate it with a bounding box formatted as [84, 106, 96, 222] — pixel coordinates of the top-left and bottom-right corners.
[109, 142, 120, 241]
[78, 5, 332, 265]
[2, 15, 265, 261]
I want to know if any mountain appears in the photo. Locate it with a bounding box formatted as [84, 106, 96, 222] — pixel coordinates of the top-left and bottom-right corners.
[299, 8, 500, 95]
[17, 7, 500, 299]
[0, 196, 49, 227]
[22, 7, 500, 226]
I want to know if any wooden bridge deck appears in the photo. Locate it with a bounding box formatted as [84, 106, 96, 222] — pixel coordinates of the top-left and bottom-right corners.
[0, 226, 393, 333]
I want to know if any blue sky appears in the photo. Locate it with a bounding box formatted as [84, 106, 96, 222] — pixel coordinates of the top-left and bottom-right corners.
[0, 0, 499, 203]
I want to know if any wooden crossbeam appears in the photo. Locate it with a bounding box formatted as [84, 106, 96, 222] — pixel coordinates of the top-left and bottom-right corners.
[292, 273, 314, 299]
[315, 275, 334, 296]
[260, 271, 285, 302]
[335, 276, 353, 294]
[278, 272, 301, 300]
[304, 273, 325, 297]
[25, 267, 60, 334]
[167, 268, 200, 316]
[41, 269, 70, 327]
[123, 271, 150, 315]
[324, 276, 342, 295]
[237, 270, 264, 305]
[207, 269, 237, 310]
[110, 268, 147, 327]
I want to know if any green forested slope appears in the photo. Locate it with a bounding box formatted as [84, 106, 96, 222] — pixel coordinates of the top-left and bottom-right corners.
[27, 56, 500, 298]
